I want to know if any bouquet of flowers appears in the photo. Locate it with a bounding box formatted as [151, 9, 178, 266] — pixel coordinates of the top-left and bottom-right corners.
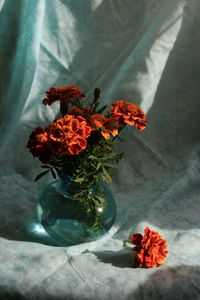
[27, 84, 146, 225]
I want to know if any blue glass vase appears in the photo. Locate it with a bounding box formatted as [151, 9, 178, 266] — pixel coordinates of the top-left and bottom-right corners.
[36, 174, 116, 246]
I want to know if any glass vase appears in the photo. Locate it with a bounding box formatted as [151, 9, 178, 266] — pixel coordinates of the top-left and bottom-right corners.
[36, 174, 116, 246]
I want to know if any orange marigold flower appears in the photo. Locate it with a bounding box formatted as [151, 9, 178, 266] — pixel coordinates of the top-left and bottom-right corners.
[130, 227, 168, 268]
[42, 84, 85, 105]
[48, 122, 66, 143]
[26, 127, 52, 163]
[69, 115, 93, 139]
[60, 132, 87, 155]
[88, 113, 118, 140]
[111, 100, 147, 130]
[48, 115, 93, 155]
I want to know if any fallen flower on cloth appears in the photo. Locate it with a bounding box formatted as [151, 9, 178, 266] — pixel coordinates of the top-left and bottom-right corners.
[129, 227, 168, 268]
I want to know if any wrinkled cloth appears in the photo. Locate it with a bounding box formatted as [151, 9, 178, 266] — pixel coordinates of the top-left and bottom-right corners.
[0, 0, 200, 299]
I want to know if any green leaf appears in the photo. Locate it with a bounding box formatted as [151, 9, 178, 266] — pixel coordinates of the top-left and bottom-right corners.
[104, 163, 116, 168]
[93, 195, 105, 204]
[55, 167, 60, 174]
[74, 189, 88, 197]
[96, 162, 101, 170]
[93, 88, 100, 103]
[50, 168, 57, 179]
[74, 177, 84, 183]
[34, 170, 50, 181]
[60, 100, 68, 117]
[97, 105, 107, 114]
[102, 167, 112, 184]
[102, 152, 119, 160]
[123, 240, 134, 248]
[89, 155, 98, 160]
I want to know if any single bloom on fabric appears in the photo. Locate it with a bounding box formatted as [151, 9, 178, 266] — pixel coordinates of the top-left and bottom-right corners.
[130, 227, 168, 268]
[48, 114, 93, 155]
[42, 84, 85, 105]
[111, 100, 147, 130]
[26, 127, 52, 163]
[88, 113, 118, 139]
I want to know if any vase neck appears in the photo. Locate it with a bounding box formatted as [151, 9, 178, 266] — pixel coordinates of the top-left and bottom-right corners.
[58, 172, 80, 197]
[58, 171, 104, 199]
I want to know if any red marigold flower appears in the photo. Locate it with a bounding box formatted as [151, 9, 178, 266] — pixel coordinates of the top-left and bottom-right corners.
[26, 127, 52, 163]
[69, 106, 85, 116]
[111, 100, 147, 130]
[88, 113, 118, 139]
[130, 233, 143, 250]
[48, 115, 93, 155]
[69, 106, 93, 117]
[42, 84, 85, 105]
[130, 227, 168, 268]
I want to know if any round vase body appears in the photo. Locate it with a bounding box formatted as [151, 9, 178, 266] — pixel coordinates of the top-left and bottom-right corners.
[36, 176, 116, 246]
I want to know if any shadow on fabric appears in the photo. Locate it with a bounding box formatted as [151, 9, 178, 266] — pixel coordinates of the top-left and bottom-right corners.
[129, 265, 200, 300]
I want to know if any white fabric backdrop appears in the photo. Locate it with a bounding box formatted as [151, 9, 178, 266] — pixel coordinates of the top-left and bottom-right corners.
[0, 0, 200, 299]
